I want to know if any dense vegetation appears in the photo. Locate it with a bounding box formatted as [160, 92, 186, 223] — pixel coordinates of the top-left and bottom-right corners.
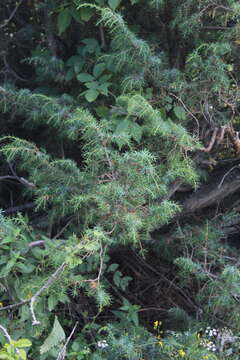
[1, 0, 240, 359]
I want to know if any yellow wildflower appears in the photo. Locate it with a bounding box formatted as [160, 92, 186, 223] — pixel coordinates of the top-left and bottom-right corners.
[178, 349, 186, 357]
[0, 302, 3, 307]
[154, 320, 159, 329]
[203, 356, 209, 360]
[158, 340, 163, 347]
[153, 320, 162, 329]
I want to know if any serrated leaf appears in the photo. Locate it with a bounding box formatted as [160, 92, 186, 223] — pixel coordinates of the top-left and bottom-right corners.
[57, 9, 72, 35]
[174, 106, 186, 120]
[93, 63, 106, 78]
[40, 316, 65, 354]
[77, 73, 94, 82]
[85, 89, 99, 102]
[108, 0, 121, 11]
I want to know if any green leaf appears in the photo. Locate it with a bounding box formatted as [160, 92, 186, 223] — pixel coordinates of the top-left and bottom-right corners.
[0, 353, 11, 360]
[1, 236, 13, 244]
[173, 106, 186, 121]
[48, 294, 59, 311]
[113, 270, 122, 287]
[0, 255, 20, 277]
[130, 0, 140, 4]
[74, 63, 85, 73]
[57, 9, 72, 35]
[95, 106, 109, 117]
[85, 81, 99, 89]
[19, 349, 27, 360]
[108, 0, 121, 11]
[82, 38, 99, 47]
[65, 68, 75, 82]
[80, 7, 94, 22]
[84, 89, 99, 102]
[98, 83, 111, 95]
[70, 8, 82, 23]
[93, 63, 106, 78]
[40, 316, 65, 354]
[15, 263, 35, 274]
[107, 263, 119, 272]
[66, 56, 82, 67]
[77, 73, 94, 82]
[98, 74, 112, 83]
[13, 339, 32, 348]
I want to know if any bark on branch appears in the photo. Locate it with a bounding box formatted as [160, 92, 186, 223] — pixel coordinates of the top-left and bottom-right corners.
[181, 179, 240, 215]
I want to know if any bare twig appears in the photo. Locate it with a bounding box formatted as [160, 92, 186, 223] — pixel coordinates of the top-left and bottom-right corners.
[0, 324, 20, 355]
[0, 263, 67, 326]
[97, 243, 105, 285]
[100, 26, 106, 49]
[53, 218, 73, 239]
[28, 240, 46, 248]
[82, 244, 106, 286]
[170, 93, 200, 138]
[217, 125, 227, 144]
[218, 165, 239, 188]
[3, 202, 35, 214]
[0, 0, 24, 29]
[2, 54, 28, 82]
[0, 299, 29, 312]
[201, 127, 218, 152]
[56, 322, 79, 360]
[30, 262, 66, 325]
[0, 176, 16, 181]
[202, 26, 229, 30]
[0, 324, 12, 343]
[8, 162, 37, 189]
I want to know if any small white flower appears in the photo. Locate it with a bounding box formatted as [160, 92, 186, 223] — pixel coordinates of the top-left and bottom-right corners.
[97, 340, 109, 349]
